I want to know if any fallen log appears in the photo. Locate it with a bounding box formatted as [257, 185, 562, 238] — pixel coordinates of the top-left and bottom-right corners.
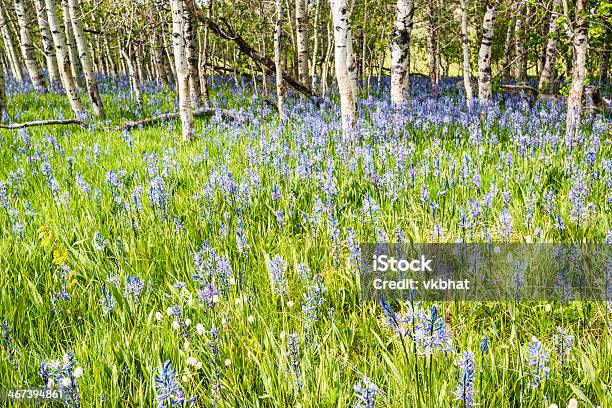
[500, 84, 539, 99]
[184, 0, 316, 99]
[0, 119, 82, 129]
[0, 109, 237, 131]
[120, 108, 238, 130]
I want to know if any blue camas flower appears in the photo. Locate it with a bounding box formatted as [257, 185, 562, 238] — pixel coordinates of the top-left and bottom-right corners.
[412, 304, 452, 355]
[1, 318, 17, 369]
[40, 351, 81, 407]
[100, 283, 115, 315]
[123, 275, 145, 301]
[526, 336, 550, 388]
[198, 283, 219, 307]
[93, 232, 108, 252]
[452, 351, 476, 407]
[286, 333, 302, 387]
[267, 255, 287, 296]
[154, 359, 196, 408]
[379, 295, 400, 333]
[148, 176, 170, 218]
[480, 337, 488, 353]
[353, 376, 378, 408]
[553, 327, 574, 366]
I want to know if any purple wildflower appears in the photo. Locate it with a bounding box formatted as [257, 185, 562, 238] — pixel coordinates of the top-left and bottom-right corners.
[154, 360, 196, 408]
[353, 376, 379, 408]
[452, 351, 477, 407]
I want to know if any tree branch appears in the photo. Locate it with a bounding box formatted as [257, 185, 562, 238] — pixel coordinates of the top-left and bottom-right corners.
[0, 119, 82, 129]
[184, 0, 316, 99]
[0, 109, 238, 131]
[120, 108, 238, 130]
[500, 84, 539, 98]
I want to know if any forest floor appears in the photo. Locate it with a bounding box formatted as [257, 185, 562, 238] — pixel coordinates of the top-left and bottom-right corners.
[0, 76, 611, 407]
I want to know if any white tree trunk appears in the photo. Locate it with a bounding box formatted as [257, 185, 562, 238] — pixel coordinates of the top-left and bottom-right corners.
[14, 0, 47, 91]
[89, 39, 100, 74]
[563, 0, 588, 141]
[135, 47, 144, 84]
[331, 0, 356, 133]
[321, 20, 332, 95]
[153, 34, 170, 86]
[160, 39, 174, 84]
[120, 48, 142, 105]
[539, 0, 561, 94]
[68, 0, 104, 117]
[200, 0, 212, 103]
[185, 13, 200, 107]
[295, 0, 309, 89]
[346, 28, 357, 99]
[427, 1, 439, 90]
[274, 0, 285, 122]
[163, 35, 176, 81]
[171, 0, 194, 142]
[477, 1, 498, 102]
[33, 0, 61, 86]
[61, 0, 81, 83]
[310, 0, 321, 90]
[513, 1, 527, 84]
[46, 0, 84, 116]
[285, 0, 296, 74]
[390, 0, 414, 104]
[104, 36, 117, 77]
[0, 6, 24, 82]
[0, 56, 6, 118]
[460, 0, 473, 104]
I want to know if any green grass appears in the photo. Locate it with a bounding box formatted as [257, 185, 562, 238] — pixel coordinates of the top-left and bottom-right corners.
[0, 79, 611, 407]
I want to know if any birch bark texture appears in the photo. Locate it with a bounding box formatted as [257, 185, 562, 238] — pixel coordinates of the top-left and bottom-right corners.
[120, 48, 142, 104]
[153, 34, 171, 86]
[310, 0, 321, 90]
[200, 0, 213, 103]
[185, 13, 201, 106]
[331, 0, 356, 133]
[321, 20, 332, 95]
[274, 0, 285, 122]
[460, 0, 473, 104]
[513, 1, 527, 84]
[427, 1, 439, 90]
[171, 0, 194, 141]
[0, 6, 24, 82]
[33, 0, 61, 86]
[68, 0, 105, 117]
[346, 27, 358, 100]
[14, 0, 47, 91]
[539, 0, 561, 94]
[477, 1, 498, 102]
[563, 0, 588, 140]
[62, 0, 82, 83]
[46, 0, 84, 116]
[0, 55, 6, 118]
[295, 0, 309, 88]
[390, 0, 414, 104]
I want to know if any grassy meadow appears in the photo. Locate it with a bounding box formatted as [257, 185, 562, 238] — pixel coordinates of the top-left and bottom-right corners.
[0, 75, 611, 407]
